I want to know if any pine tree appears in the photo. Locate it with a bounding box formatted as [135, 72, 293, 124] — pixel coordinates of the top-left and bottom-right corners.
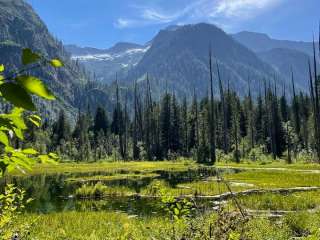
[291, 72, 301, 143]
[52, 110, 71, 146]
[255, 91, 264, 146]
[93, 106, 109, 137]
[160, 93, 171, 158]
[181, 95, 189, 156]
[188, 90, 199, 151]
[170, 93, 181, 153]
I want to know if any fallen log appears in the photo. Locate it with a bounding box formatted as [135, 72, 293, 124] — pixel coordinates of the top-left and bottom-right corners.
[245, 206, 320, 218]
[194, 186, 320, 201]
[72, 187, 320, 201]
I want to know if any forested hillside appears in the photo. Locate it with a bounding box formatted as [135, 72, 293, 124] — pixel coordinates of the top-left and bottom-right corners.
[0, 0, 113, 121]
[26, 54, 320, 165]
[67, 24, 295, 99]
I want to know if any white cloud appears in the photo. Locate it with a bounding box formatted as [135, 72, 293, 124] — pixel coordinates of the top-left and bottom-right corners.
[114, 0, 283, 29]
[213, 0, 281, 18]
[142, 9, 175, 23]
[114, 18, 136, 29]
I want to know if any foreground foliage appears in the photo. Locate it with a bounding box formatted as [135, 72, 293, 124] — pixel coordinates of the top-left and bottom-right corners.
[18, 209, 320, 240]
[0, 48, 60, 239]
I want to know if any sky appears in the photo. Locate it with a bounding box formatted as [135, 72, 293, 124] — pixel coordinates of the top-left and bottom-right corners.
[26, 0, 320, 49]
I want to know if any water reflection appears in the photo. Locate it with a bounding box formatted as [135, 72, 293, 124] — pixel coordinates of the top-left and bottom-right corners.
[0, 167, 239, 215]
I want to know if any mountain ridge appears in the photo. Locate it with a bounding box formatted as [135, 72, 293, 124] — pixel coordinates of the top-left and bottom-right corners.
[0, 0, 113, 120]
[125, 23, 281, 97]
[66, 25, 315, 95]
[232, 31, 316, 56]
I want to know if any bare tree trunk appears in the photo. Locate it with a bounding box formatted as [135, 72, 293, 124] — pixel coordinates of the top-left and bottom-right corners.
[217, 62, 228, 153]
[209, 49, 216, 164]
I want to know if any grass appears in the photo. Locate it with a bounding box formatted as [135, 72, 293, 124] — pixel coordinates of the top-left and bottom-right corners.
[10, 160, 199, 176]
[10, 159, 320, 239]
[74, 178, 252, 199]
[218, 161, 320, 171]
[21, 211, 187, 240]
[224, 170, 320, 188]
[140, 179, 251, 197]
[236, 191, 320, 211]
[20, 210, 320, 239]
[67, 173, 160, 183]
[21, 160, 320, 199]
[75, 182, 136, 198]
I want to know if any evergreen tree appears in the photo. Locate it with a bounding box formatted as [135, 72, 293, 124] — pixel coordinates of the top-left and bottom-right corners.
[93, 106, 109, 137]
[170, 94, 181, 153]
[52, 110, 71, 146]
[160, 93, 171, 158]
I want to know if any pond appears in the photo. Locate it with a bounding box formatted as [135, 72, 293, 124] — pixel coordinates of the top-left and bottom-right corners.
[1, 167, 240, 216]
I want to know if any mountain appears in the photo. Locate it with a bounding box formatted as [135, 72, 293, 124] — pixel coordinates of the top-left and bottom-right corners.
[257, 48, 312, 90]
[232, 31, 319, 91]
[66, 42, 149, 83]
[232, 31, 315, 56]
[125, 23, 280, 97]
[0, 0, 113, 120]
[64, 44, 107, 56]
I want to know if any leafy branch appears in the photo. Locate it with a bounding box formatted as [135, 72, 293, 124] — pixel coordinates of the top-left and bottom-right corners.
[0, 48, 62, 176]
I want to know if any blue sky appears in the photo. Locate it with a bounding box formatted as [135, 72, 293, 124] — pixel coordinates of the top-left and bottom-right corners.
[27, 0, 320, 49]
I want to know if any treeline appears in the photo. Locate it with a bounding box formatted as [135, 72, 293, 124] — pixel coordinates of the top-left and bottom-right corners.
[23, 44, 320, 164]
[23, 78, 319, 164]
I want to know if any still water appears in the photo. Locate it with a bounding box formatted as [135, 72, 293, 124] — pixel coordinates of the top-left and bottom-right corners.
[1, 167, 238, 216]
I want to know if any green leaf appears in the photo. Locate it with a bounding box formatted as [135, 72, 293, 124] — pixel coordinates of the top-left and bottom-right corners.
[22, 148, 38, 155]
[13, 127, 24, 140]
[30, 114, 41, 121]
[48, 152, 59, 160]
[11, 156, 33, 170]
[0, 64, 4, 72]
[16, 75, 55, 100]
[6, 108, 27, 130]
[50, 59, 63, 68]
[22, 48, 40, 65]
[176, 202, 182, 210]
[38, 155, 57, 164]
[173, 208, 179, 215]
[28, 117, 40, 127]
[0, 75, 4, 82]
[0, 131, 8, 146]
[0, 83, 36, 111]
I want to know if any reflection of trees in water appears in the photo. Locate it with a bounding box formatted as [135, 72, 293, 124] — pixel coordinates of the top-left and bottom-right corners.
[0, 167, 237, 215]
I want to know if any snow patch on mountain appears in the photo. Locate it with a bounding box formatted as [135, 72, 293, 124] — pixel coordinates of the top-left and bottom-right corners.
[71, 46, 150, 63]
[66, 44, 150, 83]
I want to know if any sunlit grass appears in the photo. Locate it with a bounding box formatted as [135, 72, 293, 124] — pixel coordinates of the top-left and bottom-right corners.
[21, 211, 187, 240]
[224, 170, 320, 188]
[75, 182, 136, 198]
[67, 173, 160, 183]
[235, 191, 320, 211]
[218, 161, 320, 171]
[10, 159, 199, 176]
[20, 210, 320, 239]
[13, 159, 320, 239]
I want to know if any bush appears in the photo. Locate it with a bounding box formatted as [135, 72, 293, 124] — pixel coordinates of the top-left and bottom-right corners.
[0, 184, 34, 239]
[284, 212, 313, 237]
[243, 218, 291, 240]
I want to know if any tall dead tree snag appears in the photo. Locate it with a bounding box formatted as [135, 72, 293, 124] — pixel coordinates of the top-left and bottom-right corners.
[308, 36, 320, 162]
[132, 80, 139, 160]
[209, 48, 216, 164]
[216, 62, 228, 154]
